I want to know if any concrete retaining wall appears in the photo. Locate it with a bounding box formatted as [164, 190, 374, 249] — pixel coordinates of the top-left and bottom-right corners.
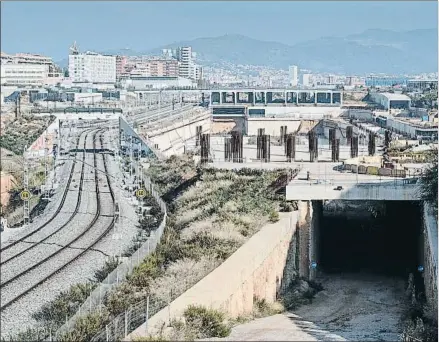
[423, 203, 438, 320]
[127, 211, 306, 339]
[149, 115, 211, 157]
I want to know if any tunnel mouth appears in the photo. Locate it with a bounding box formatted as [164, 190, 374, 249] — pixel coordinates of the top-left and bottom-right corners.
[318, 201, 423, 280]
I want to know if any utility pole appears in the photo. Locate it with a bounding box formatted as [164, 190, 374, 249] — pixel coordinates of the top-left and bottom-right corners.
[129, 136, 134, 187]
[23, 146, 30, 226]
[43, 134, 50, 200]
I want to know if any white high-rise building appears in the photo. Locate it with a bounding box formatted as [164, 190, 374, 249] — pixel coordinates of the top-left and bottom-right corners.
[289, 65, 298, 87]
[302, 73, 311, 87]
[177, 46, 193, 79]
[68, 43, 116, 83]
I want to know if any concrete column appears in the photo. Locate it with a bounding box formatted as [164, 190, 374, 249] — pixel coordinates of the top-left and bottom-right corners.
[284, 92, 287, 105]
[296, 200, 322, 281]
[220, 92, 223, 104]
[314, 92, 318, 104]
[309, 200, 322, 280]
[296, 92, 299, 105]
[330, 92, 333, 105]
[264, 92, 267, 105]
[234, 92, 237, 105]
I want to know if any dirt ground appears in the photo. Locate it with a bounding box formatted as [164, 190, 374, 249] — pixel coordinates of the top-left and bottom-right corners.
[203, 273, 407, 341]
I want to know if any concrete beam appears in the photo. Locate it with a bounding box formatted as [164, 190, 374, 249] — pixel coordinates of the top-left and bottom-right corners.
[286, 182, 420, 201]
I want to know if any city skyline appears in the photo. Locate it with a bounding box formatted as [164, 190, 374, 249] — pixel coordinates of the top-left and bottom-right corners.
[1, 1, 437, 60]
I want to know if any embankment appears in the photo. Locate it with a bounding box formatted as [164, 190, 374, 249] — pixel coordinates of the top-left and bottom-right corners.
[127, 204, 318, 340]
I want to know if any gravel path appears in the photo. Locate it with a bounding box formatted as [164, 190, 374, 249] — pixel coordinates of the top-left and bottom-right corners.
[202, 273, 406, 341]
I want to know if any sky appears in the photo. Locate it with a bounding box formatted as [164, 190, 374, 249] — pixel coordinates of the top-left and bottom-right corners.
[1, 1, 437, 61]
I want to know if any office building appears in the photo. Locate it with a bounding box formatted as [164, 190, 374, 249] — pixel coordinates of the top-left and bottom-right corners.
[289, 65, 298, 87]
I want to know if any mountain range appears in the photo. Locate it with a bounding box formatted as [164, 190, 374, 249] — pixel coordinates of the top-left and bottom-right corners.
[58, 28, 438, 74]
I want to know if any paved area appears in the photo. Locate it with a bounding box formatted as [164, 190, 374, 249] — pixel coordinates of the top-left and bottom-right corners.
[201, 274, 406, 342]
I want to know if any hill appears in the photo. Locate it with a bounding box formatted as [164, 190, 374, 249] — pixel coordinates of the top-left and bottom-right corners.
[56, 28, 437, 74]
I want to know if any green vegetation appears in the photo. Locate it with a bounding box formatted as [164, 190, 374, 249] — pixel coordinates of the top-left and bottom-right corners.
[0, 115, 55, 155]
[14, 155, 290, 342]
[419, 150, 438, 214]
[180, 305, 231, 339]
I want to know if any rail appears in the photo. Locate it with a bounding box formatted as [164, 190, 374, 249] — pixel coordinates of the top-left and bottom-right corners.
[55, 173, 167, 339]
[0, 129, 116, 311]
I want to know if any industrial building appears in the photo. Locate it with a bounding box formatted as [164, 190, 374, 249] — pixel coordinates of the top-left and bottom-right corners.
[407, 79, 438, 91]
[369, 92, 411, 110]
[121, 76, 196, 90]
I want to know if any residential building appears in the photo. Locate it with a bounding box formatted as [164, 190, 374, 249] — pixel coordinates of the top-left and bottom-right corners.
[116, 55, 127, 80]
[302, 73, 311, 87]
[177, 46, 193, 79]
[68, 45, 116, 84]
[289, 65, 298, 87]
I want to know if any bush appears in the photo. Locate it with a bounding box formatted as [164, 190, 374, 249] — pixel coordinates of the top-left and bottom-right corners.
[269, 210, 280, 222]
[183, 305, 231, 339]
[32, 283, 96, 328]
[57, 311, 109, 342]
[93, 257, 121, 283]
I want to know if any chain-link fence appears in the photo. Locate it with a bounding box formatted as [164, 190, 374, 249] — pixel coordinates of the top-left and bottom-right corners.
[54, 176, 167, 339]
[90, 259, 218, 342]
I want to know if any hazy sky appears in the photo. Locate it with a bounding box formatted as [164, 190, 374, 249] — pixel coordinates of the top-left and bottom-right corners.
[2, 1, 437, 60]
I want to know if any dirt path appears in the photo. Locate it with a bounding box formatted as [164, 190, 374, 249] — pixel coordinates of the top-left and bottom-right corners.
[202, 273, 407, 341]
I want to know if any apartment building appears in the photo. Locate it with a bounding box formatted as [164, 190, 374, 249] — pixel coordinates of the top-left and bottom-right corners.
[116, 55, 127, 80]
[69, 51, 116, 84]
[125, 57, 179, 77]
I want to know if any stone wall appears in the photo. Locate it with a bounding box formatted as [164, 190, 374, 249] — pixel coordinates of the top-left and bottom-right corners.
[423, 203, 438, 320]
[127, 211, 308, 340]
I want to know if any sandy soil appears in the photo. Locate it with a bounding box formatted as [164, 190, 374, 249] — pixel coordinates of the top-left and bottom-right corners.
[202, 273, 407, 341]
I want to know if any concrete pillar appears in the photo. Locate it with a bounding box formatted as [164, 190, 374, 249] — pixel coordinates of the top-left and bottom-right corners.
[284, 92, 287, 105]
[330, 92, 333, 105]
[220, 92, 223, 104]
[264, 92, 267, 105]
[314, 92, 318, 104]
[234, 92, 237, 105]
[296, 200, 321, 281]
[296, 92, 299, 105]
[309, 200, 322, 280]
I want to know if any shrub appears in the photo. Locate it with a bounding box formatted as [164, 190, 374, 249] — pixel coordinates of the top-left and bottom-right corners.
[57, 311, 109, 342]
[269, 210, 280, 222]
[253, 297, 284, 318]
[183, 305, 231, 338]
[93, 257, 121, 283]
[32, 283, 96, 328]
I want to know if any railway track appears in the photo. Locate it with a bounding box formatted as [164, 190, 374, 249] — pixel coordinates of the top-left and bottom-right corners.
[0, 129, 116, 311]
[0, 129, 96, 265]
[0, 128, 93, 254]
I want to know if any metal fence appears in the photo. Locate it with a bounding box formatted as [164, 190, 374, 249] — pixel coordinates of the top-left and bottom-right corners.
[90, 260, 217, 342]
[54, 176, 167, 339]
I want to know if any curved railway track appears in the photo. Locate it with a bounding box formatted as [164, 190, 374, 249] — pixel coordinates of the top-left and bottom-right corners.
[0, 128, 94, 254]
[0, 129, 116, 311]
[0, 128, 100, 273]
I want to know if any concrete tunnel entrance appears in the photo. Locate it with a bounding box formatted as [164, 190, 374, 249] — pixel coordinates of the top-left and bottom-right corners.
[315, 200, 423, 282]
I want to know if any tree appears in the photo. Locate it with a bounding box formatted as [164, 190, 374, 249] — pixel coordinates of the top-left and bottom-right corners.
[419, 150, 438, 212]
